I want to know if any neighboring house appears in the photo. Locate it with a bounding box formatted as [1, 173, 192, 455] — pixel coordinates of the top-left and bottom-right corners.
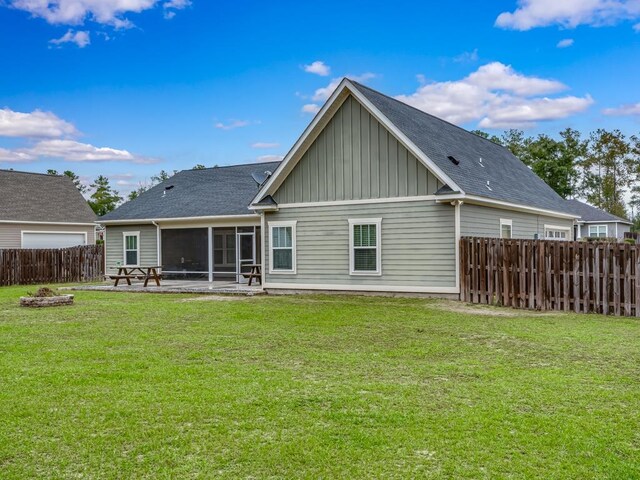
[101, 79, 579, 295]
[565, 199, 632, 240]
[0, 170, 96, 249]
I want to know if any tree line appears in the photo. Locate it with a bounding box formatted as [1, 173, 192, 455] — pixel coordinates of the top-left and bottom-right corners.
[472, 128, 640, 222]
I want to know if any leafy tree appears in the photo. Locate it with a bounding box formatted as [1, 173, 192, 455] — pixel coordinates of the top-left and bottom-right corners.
[579, 129, 633, 218]
[46, 169, 87, 194]
[471, 130, 503, 145]
[500, 129, 533, 163]
[88, 175, 122, 216]
[150, 169, 177, 184]
[192, 164, 206, 170]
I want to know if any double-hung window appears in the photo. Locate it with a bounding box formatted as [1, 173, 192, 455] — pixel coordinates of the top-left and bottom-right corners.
[500, 219, 513, 239]
[269, 221, 296, 273]
[123, 232, 140, 266]
[588, 225, 607, 238]
[349, 219, 382, 275]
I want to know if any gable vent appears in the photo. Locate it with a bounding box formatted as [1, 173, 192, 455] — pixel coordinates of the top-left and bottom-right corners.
[447, 155, 460, 165]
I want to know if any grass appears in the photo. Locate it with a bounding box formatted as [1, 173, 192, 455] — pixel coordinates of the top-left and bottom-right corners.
[0, 286, 639, 479]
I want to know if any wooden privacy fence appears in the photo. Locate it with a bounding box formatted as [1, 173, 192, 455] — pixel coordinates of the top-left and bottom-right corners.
[0, 244, 104, 286]
[460, 237, 640, 317]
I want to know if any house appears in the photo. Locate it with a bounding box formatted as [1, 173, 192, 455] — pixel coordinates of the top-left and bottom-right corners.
[0, 170, 96, 249]
[565, 199, 632, 240]
[100, 79, 579, 295]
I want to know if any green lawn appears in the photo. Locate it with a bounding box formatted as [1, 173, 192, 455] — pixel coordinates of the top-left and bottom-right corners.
[1, 287, 639, 479]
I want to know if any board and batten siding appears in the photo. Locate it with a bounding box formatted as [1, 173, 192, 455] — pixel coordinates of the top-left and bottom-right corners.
[105, 224, 157, 273]
[273, 95, 443, 205]
[264, 201, 456, 291]
[460, 204, 574, 239]
[0, 223, 95, 249]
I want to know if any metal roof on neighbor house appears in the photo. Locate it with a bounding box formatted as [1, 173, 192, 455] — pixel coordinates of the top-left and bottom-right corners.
[100, 162, 281, 221]
[349, 81, 579, 216]
[565, 199, 631, 224]
[0, 170, 96, 223]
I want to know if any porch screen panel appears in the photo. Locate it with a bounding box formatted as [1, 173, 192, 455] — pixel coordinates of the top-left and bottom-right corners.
[161, 228, 208, 279]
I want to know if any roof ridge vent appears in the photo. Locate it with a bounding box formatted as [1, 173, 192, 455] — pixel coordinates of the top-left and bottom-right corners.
[447, 155, 460, 166]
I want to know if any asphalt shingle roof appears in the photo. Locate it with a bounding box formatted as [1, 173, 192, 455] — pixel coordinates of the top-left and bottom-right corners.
[350, 81, 578, 216]
[100, 162, 281, 221]
[0, 170, 96, 223]
[565, 199, 631, 224]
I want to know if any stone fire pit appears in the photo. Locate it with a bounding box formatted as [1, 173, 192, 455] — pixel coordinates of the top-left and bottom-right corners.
[19, 287, 74, 308]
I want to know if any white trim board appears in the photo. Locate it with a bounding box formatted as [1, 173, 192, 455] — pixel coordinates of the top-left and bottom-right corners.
[268, 220, 297, 275]
[264, 282, 459, 295]
[440, 194, 579, 220]
[250, 78, 463, 207]
[100, 214, 260, 225]
[276, 195, 440, 209]
[348, 218, 382, 276]
[1, 220, 96, 226]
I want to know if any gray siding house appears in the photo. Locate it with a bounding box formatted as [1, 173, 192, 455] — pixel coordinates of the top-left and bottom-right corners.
[0, 170, 96, 249]
[101, 79, 579, 295]
[565, 199, 632, 240]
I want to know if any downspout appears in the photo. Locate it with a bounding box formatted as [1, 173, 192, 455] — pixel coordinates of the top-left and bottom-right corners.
[260, 211, 266, 289]
[152, 221, 161, 269]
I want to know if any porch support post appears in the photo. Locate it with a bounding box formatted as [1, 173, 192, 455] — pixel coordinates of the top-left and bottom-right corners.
[208, 226, 213, 282]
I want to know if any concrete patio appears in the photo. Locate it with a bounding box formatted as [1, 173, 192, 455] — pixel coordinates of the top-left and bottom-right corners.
[66, 280, 265, 295]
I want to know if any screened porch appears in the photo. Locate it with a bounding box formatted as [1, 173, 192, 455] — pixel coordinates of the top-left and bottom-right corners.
[160, 226, 261, 283]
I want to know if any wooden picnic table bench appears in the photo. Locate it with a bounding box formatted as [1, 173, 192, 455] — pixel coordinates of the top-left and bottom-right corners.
[109, 266, 162, 287]
[242, 264, 262, 286]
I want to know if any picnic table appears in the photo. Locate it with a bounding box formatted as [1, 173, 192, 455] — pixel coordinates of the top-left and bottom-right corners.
[242, 264, 262, 286]
[109, 266, 162, 287]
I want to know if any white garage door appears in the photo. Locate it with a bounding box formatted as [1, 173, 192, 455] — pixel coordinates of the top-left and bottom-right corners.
[22, 232, 87, 249]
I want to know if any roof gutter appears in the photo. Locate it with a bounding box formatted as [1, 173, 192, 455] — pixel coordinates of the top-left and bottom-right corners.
[0, 220, 97, 226]
[98, 213, 260, 225]
[436, 193, 580, 220]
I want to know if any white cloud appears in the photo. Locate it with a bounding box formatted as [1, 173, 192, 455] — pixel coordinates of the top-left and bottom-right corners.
[251, 142, 280, 148]
[496, 0, 640, 31]
[602, 102, 640, 115]
[0, 108, 78, 138]
[312, 73, 376, 102]
[23, 139, 157, 163]
[0, 147, 33, 162]
[49, 29, 90, 48]
[303, 61, 331, 76]
[301, 104, 321, 114]
[395, 62, 593, 128]
[256, 155, 284, 163]
[163, 0, 191, 19]
[557, 38, 575, 48]
[6, 0, 190, 27]
[214, 120, 252, 130]
[453, 49, 479, 63]
[634, 22, 640, 30]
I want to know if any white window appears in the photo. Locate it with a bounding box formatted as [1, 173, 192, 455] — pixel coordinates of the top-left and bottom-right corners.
[588, 225, 607, 238]
[269, 221, 296, 273]
[500, 219, 512, 239]
[349, 218, 382, 276]
[123, 232, 140, 266]
[544, 225, 570, 241]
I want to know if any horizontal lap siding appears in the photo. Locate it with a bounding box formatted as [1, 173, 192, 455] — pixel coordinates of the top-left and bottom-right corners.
[105, 225, 157, 272]
[0, 223, 95, 249]
[274, 95, 442, 204]
[265, 201, 456, 288]
[460, 204, 574, 239]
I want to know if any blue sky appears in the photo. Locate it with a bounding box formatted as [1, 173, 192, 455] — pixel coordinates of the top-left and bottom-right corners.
[1, 0, 639, 194]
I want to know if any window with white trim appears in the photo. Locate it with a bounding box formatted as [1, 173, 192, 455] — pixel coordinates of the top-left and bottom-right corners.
[269, 221, 296, 273]
[349, 218, 382, 275]
[544, 225, 570, 241]
[500, 219, 512, 239]
[588, 225, 607, 238]
[123, 232, 140, 266]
